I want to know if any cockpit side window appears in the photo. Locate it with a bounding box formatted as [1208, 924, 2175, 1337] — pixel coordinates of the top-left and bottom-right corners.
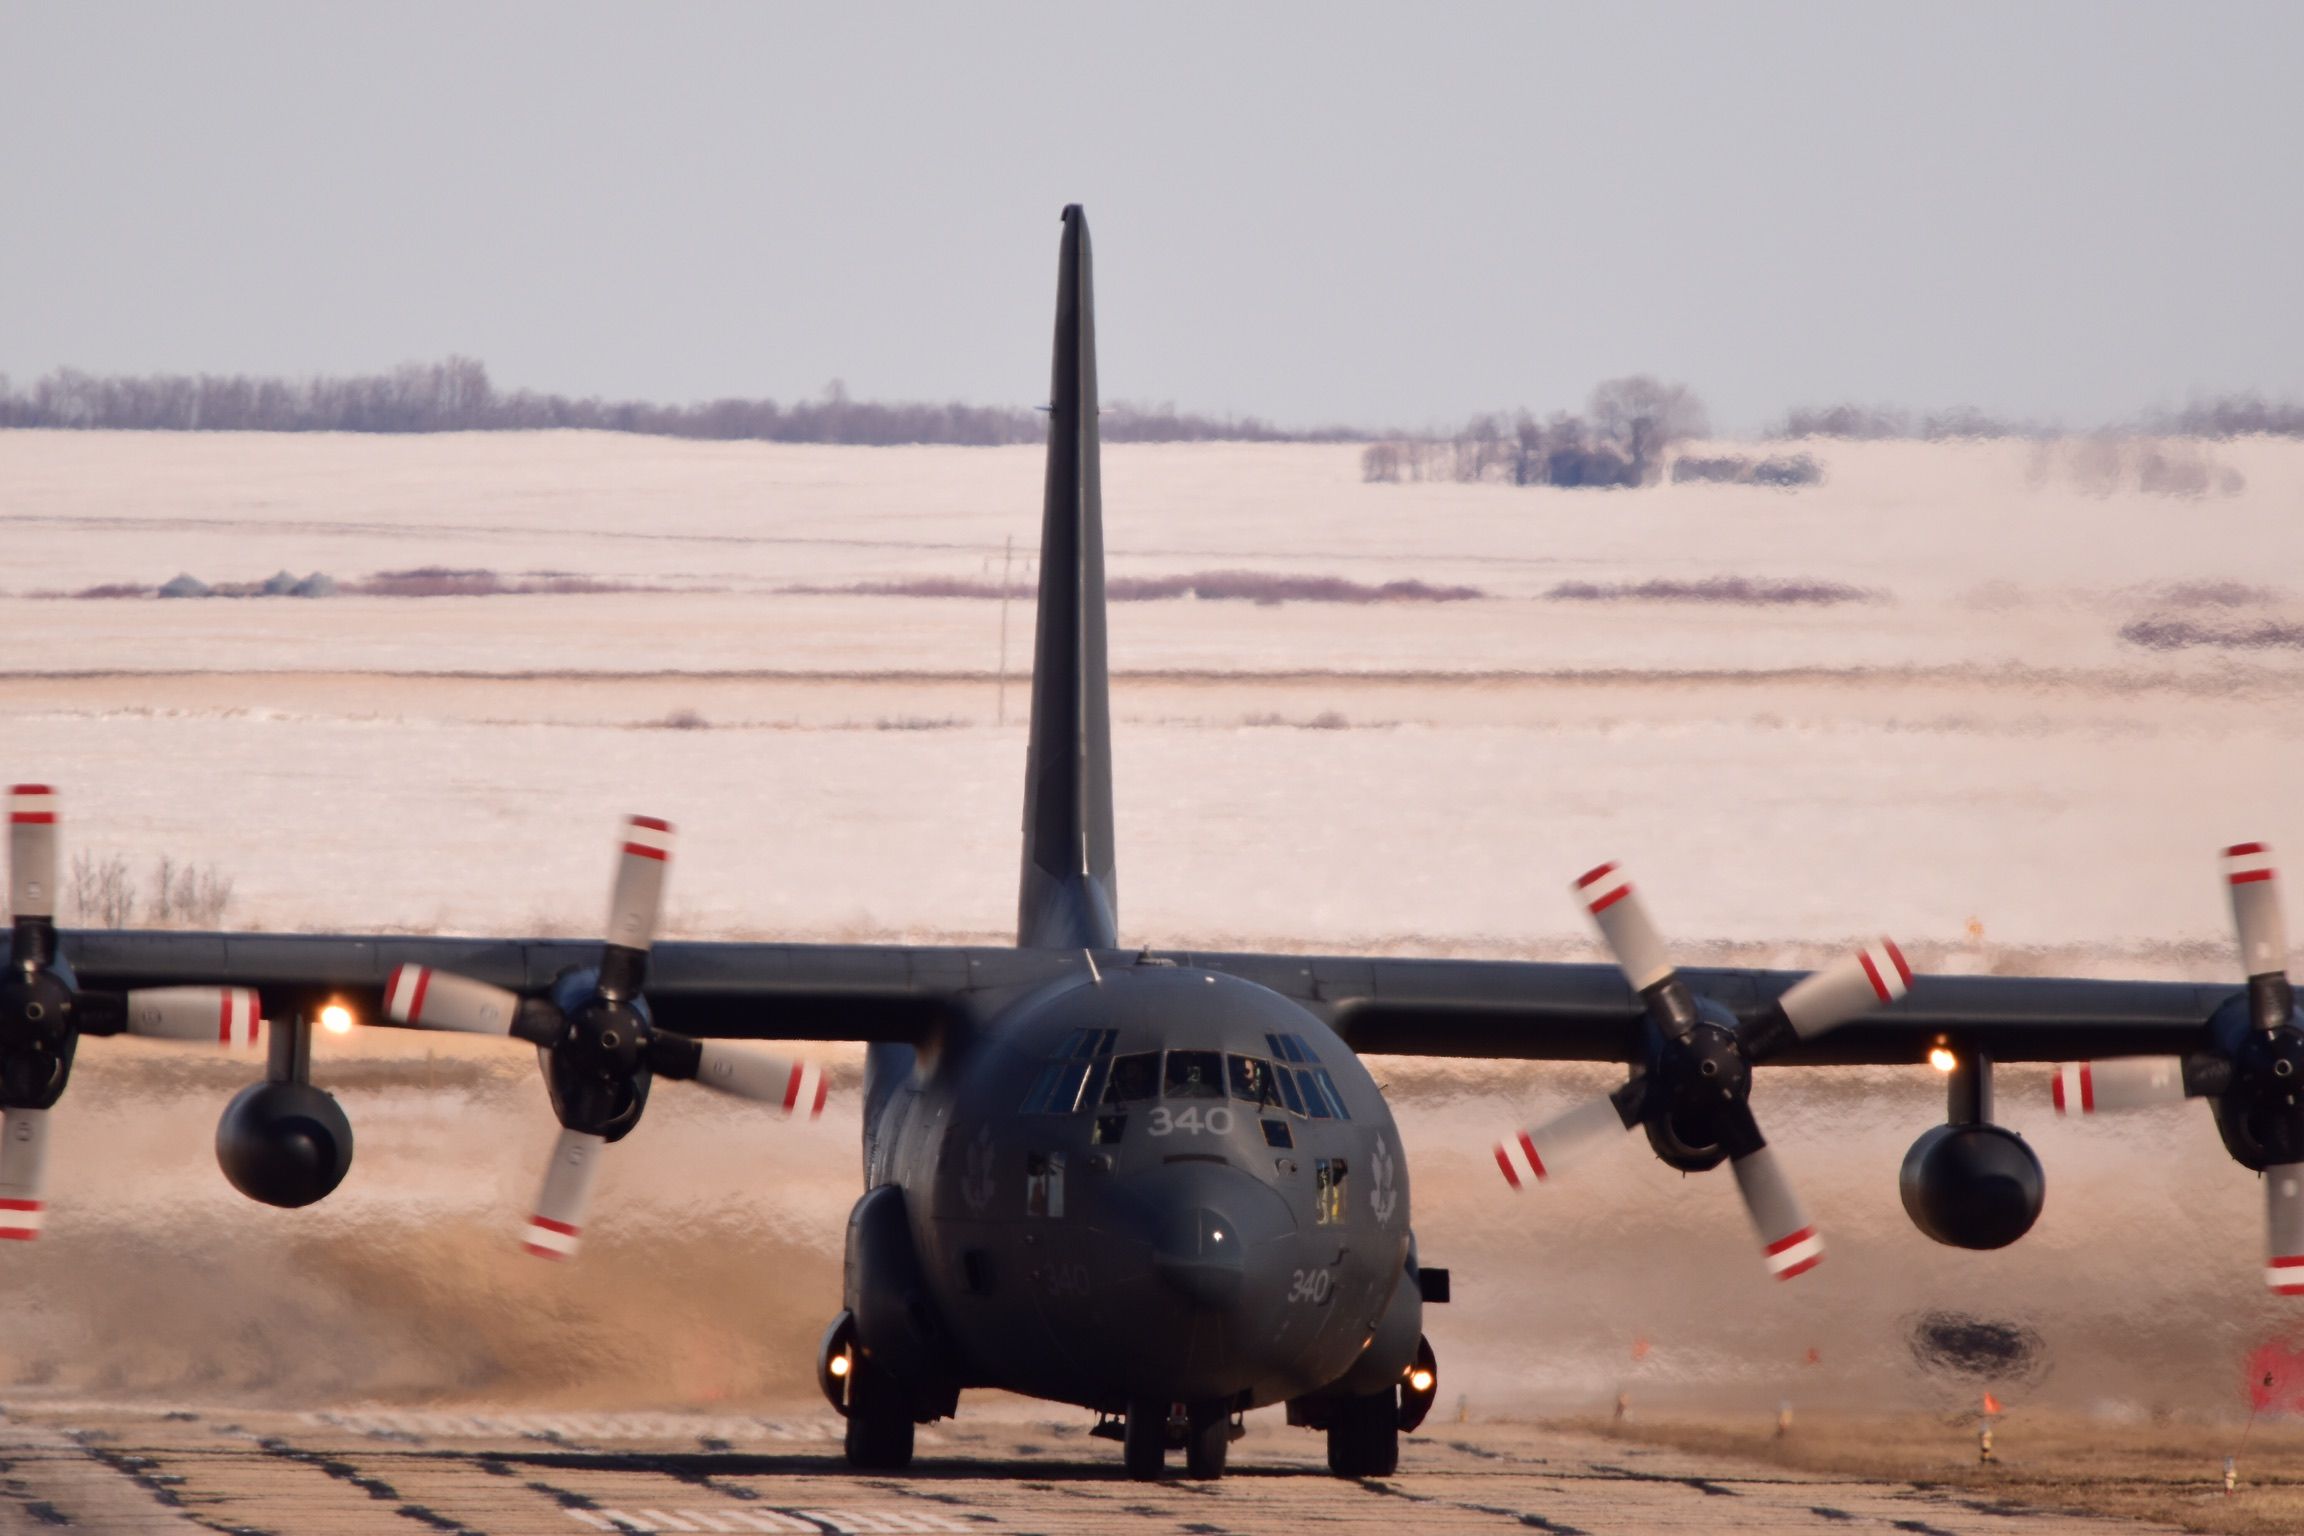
[1274, 1066, 1307, 1117]
[1103, 1052, 1161, 1105]
[1294, 1068, 1334, 1119]
[1315, 1157, 1348, 1224]
[1024, 1032, 1124, 1113]
[1164, 1050, 1225, 1099]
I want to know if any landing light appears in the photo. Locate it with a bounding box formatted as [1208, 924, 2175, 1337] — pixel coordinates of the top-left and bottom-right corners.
[1409, 1369, 1435, 1393]
[829, 1354, 851, 1378]
[1928, 1046, 1959, 1073]
[320, 1004, 356, 1035]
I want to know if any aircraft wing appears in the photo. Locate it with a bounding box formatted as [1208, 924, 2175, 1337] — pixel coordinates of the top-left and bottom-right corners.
[57, 930, 1074, 1044]
[1170, 950, 2225, 1065]
[60, 929, 2223, 1061]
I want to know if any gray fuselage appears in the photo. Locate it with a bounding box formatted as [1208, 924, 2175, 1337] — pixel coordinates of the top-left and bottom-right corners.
[860, 962, 1416, 1412]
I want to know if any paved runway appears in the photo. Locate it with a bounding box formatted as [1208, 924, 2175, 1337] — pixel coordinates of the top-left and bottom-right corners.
[0, 1404, 2174, 1534]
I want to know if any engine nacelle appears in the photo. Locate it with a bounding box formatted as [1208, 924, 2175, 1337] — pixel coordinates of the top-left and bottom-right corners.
[1899, 1122, 2043, 1249]
[216, 1080, 354, 1208]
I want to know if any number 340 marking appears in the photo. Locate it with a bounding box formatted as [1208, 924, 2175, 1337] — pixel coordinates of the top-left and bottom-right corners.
[1288, 1268, 1333, 1304]
[1147, 1106, 1235, 1136]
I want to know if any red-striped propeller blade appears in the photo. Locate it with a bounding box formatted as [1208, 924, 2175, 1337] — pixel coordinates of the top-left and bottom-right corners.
[0, 1107, 52, 1241]
[522, 1126, 606, 1260]
[123, 987, 262, 1048]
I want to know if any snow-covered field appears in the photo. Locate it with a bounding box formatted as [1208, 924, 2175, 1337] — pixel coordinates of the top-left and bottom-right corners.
[3, 428, 2303, 1420]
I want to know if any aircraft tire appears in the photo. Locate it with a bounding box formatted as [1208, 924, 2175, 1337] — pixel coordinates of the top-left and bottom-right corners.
[1183, 1402, 1229, 1480]
[1123, 1397, 1167, 1480]
[1325, 1388, 1399, 1478]
[842, 1356, 915, 1470]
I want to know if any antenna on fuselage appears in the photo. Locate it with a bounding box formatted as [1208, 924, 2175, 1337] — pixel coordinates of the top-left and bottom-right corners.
[1084, 949, 1103, 986]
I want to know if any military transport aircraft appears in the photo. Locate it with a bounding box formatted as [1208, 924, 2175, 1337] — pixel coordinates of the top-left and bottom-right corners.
[4, 206, 2300, 1482]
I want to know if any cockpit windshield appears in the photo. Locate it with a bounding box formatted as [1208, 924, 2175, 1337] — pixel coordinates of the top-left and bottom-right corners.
[1028, 1044, 1347, 1120]
[1163, 1050, 1225, 1099]
[1102, 1052, 1161, 1105]
[1227, 1054, 1283, 1107]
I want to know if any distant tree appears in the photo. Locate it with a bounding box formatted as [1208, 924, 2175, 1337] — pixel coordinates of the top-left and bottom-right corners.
[1587, 376, 1708, 482]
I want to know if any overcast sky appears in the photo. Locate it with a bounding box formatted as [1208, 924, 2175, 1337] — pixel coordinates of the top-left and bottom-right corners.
[3, 2, 2298, 433]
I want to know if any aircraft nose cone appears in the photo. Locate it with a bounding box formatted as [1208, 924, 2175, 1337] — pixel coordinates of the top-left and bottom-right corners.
[1152, 1204, 1245, 1309]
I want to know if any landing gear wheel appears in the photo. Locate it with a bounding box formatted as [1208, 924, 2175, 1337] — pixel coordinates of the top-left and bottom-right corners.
[842, 1355, 915, 1470]
[1184, 1401, 1230, 1480]
[1326, 1388, 1399, 1478]
[1123, 1397, 1168, 1480]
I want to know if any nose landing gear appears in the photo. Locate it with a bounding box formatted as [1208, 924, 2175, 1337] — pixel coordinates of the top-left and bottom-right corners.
[1121, 1398, 1242, 1480]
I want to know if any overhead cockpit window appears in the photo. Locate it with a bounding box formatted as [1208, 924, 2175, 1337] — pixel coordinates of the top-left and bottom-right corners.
[1103, 1052, 1161, 1105]
[1164, 1050, 1224, 1099]
[1227, 1055, 1283, 1107]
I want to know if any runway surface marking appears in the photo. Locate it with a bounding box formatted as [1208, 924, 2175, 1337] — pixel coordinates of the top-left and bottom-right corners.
[0, 1403, 2180, 1534]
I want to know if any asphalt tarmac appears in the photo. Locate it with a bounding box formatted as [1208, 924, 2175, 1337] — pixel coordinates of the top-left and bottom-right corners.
[0, 1403, 2174, 1535]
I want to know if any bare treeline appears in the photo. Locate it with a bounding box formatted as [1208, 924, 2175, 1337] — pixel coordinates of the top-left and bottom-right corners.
[2155, 396, 2304, 438]
[1776, 395, 2304, 441]
[1362, 376, 1709, 488]
[0, 359, 1357, 446]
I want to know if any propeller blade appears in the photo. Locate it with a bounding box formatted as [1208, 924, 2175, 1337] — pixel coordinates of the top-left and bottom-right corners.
[9, 784, 58, 934]
[1730, 1140, 1824, 1281]
[2051, 1057, 2190, 1114]
[1573, 863, 1673, 993]
[606, 816, 674, 952]
[1496, 1087, 1639, 1189]
[687, 1042, 827, 1116]
[123, 987, 261, 1048]
[0, 1107, 51, 1241]
[2225, 843, 2294, 1032]
[2270, 1162, 2304, 1295]
[523, 1126, 605, 1260]
[1775, 940, 1911, 1041]
[384, 965, 523, 1035]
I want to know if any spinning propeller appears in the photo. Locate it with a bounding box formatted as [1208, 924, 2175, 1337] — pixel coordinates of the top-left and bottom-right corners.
[1496, 861, 1911, 1281]
[1, 785, 263, 1239]
[384, 815, 825, 1260]
[2051, 842, 2304, 1294]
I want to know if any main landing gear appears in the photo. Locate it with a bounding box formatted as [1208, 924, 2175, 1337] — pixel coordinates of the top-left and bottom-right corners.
[1122, 1398, 1239, 1480]
[1325, 1387, 1400, 1478]
[842, 1354, 916, 1470]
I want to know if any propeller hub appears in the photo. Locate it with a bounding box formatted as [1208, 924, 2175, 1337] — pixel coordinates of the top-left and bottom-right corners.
[2221, 1019, 2304, 1167]
[0, 967, 77, 1109]
[0, 967, 74, 1051]
[1638, 1015, 1754, 1171]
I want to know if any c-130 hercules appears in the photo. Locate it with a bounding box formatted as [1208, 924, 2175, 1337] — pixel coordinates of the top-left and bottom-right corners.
[6, 206, 2304, 1480]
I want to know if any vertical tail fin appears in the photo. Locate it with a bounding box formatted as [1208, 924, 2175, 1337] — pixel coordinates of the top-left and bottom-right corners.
[1017, 205, 1118, 950]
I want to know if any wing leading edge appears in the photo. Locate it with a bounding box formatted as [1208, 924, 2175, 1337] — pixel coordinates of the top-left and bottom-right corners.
[57, 929, 2228, 1061]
